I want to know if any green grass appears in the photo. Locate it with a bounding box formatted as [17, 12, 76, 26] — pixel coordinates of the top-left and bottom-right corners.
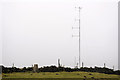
[0, 74, 2, 79]
[2, 72, 120, 78]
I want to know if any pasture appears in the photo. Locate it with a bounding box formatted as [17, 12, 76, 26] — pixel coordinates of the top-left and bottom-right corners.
[2, 71, 120, 79]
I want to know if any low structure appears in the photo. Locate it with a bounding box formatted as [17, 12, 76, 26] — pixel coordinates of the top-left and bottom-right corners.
[33, 64, 38, 72]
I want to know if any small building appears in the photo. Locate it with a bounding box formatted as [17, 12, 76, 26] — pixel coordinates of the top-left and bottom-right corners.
[33, 64, 38, 72]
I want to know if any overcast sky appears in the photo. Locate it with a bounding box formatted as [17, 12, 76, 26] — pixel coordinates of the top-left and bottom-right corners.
[0, 0, 119, 70]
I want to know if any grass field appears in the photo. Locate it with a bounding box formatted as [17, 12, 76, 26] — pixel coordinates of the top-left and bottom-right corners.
[2, 72, 120, 79]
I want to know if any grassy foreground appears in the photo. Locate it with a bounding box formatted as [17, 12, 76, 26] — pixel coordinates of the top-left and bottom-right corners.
[2, 72, 120, 78]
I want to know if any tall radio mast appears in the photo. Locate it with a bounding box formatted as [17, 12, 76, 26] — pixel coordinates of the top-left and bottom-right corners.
[72, 7, 81, 68]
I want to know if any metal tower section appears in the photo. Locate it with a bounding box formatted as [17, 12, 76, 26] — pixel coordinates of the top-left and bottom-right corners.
[72, 7, 81, 68]
[78, 7, 81, 68]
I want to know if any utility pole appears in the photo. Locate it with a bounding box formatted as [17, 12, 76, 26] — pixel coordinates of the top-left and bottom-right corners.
[72, 7, 81, 68]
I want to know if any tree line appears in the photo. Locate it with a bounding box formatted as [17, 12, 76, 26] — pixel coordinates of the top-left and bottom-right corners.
[1, 65, 120, 75]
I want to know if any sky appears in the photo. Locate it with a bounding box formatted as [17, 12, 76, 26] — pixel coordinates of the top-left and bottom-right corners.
[0, 0, 119, 70]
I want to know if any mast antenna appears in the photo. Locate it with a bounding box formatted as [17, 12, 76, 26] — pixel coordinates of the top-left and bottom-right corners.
[72, 7, 81, 68]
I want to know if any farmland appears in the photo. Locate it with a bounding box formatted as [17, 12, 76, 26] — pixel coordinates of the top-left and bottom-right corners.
[2, 71, 120, 79]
